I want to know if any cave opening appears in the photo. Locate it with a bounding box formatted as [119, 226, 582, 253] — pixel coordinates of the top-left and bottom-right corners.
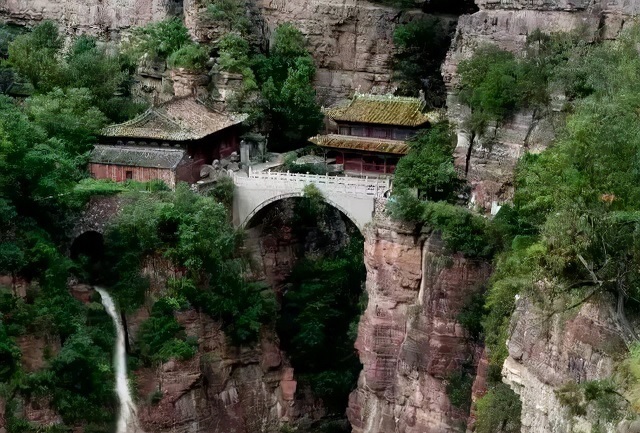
[245, 195, 366, 430]
[422, 0, 479, 15]
[70, 230, 105, 283]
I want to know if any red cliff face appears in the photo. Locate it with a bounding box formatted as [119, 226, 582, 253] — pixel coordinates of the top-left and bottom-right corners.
[133, 309, 307, 433]
[348, 219, 491, 433]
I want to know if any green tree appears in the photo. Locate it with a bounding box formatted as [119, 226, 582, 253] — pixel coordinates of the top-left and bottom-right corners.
[254, 24, 323, 150]
[277, 239, 365, 413]
[216, 34, 258, 113]
[103, 185, 276, 343]
[126, 18, 191, 60]
[206, 0, 251, 35]
[457, 45, 547, 140]
[7, 21, 64, 91]
[167, 43, 210, 71]
[25, 88, 108, 154]
[393, 122, 459, 201]
[475, 383, 522, 433]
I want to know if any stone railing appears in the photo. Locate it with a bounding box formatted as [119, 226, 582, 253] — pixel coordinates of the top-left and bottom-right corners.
[233, 167, 391, 197]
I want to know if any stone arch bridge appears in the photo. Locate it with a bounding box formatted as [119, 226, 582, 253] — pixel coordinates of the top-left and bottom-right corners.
[71, 169, 390, 245]
[231, 168, 391, 231]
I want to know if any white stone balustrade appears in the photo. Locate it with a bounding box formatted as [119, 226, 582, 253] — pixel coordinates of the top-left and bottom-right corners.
[233, 167, 391, 197]
[232, 167, 392, 232]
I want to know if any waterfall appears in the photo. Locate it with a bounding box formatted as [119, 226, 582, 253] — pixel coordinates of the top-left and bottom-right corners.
[96, 287, 143, 433]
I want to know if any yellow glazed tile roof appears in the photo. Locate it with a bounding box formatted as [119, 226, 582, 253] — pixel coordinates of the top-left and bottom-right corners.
[309, 134, 410, 155]
[101, 97, 247, 141]
[324, 93, 439, 127]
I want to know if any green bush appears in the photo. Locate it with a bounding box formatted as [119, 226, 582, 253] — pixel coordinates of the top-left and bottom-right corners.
[457, 291, 485, 341]
[136, 298, 197, 365]
[457, 45, 548, 137]
[126, 18, 191, 60]
[206, 0, 251, 35]
[393, 122, 459, 201]
[206, 176, 234, 209]
[254, 24, 323, 150]
[475, 383, 522, 433]
[167, 43, 209, 71]
[446, 367, 474, 411]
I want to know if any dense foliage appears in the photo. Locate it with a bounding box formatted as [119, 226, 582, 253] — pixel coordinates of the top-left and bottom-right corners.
[276, 188, 366, 414]
[102, 185, 276, 344]
[126, 18, 192, 60]
[205, 0, 252, 36]
[393, 122, 459, 201]
[6, 22, 143, 122]
[464, 27, 640, 429]
[457, 45, 547, 139]
[252, 23, 324, 150]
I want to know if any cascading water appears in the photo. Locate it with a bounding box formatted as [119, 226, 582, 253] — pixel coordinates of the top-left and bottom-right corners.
[96, 287, 144, 433]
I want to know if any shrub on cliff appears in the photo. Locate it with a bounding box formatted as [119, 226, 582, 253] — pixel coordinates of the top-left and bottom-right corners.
[457, 45, 548, 139]
[475, 383, 522, 433]
[205, 0, 251, 36]
[277, 238, 365, 413]
[389, 196, 498, 257]
[7, 23, 143, 122]
[167, 43, 210, 71]
[103, 185, 276, 344]
[126, 18, 191, 61]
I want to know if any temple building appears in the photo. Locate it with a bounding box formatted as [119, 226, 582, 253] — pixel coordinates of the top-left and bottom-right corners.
[89, 97, 246, 188]
[310, 93, 438, 175]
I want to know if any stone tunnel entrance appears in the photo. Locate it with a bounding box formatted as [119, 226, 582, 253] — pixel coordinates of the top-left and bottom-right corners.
[70, 231, 105, 283]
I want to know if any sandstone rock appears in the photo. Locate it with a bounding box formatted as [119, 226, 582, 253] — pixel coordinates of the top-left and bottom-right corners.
[503, 296, 624, 433]
[16, 335, 60, 372]
[348, 219, 491, 433]
[133, 308, 309, 433]
[0, 0, 182, 35]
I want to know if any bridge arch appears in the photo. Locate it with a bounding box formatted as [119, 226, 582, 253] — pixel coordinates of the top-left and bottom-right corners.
[241, 192, 363, 234]
[232, 171, 390, 232]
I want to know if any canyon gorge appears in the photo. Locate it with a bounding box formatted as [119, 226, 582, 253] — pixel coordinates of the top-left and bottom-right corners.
[2, 0, 640, 432]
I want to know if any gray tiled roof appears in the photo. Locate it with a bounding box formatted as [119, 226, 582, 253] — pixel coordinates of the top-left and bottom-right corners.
[101, 97, 248, 141]
[89, 145, 187, 169]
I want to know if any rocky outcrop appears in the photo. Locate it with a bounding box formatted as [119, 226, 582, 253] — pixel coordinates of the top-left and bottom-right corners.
[442, 1, 635, 212]
[0, 0, 182, 35]
[134, 310, 302, 433]
[251, 0, 409, 104]
[0, 0, 428, 105]
[503, 296, 625, 433]
[348, 218, 491, 433]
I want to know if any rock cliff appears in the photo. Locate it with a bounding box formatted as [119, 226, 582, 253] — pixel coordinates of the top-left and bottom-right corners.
[133, 309, 301, 433]
[348, 216, 491, 433]
[502, 296, 624, 433]
[0, 0, 182, 35]
[442, 2, 640, 432]
[443, 0, 638, 213]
